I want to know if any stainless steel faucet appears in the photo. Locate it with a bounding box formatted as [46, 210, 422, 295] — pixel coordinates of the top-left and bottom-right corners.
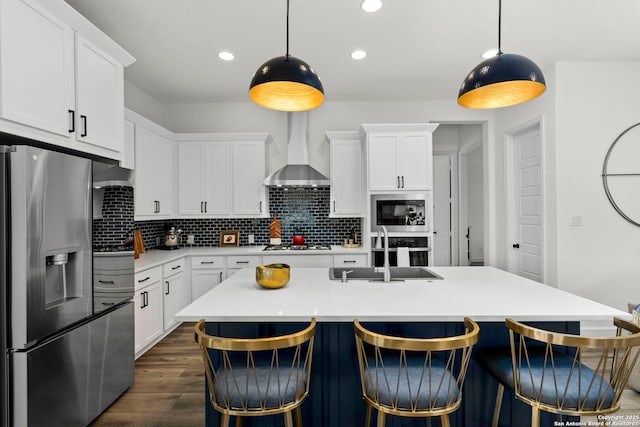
[376, 225, 391, 282]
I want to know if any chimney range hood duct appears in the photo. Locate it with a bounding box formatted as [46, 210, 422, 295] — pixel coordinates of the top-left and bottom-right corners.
[264, 111, 329, 187]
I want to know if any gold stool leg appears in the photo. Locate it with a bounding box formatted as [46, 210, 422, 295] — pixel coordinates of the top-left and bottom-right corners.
[376, 410, 386, 427]
[492, 384, 505, 427]
[365, 404, 372, 427]
[531, 407, 540, 427]
[294, 406, 303, 427]
[284, 410, 294, 427]
[221, 413, 230, 427]
[235, 416, 243, 427]
[440, 415, 451, 427]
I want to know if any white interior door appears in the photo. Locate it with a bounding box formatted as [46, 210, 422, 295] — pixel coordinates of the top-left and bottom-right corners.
[433, 155, 452, 265]
[507, 124, 544, 282]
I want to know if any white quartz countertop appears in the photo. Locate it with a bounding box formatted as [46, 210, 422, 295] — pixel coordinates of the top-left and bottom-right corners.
[135, 245, 368, 271]
[175, 266, 629, 323]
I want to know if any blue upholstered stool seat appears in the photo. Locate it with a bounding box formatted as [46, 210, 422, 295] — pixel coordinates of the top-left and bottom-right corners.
[363, 356, 459, 409]
[214, 365, 307, 410]
[476, 346, 615, 410]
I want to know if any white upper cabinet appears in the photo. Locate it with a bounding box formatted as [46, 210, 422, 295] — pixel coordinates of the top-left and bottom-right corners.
[0, 0, 134, 161]
[74, 33, 124, 153]
[177, 141, 231, 216]
[132, 112, 175, 219]
[0, 0, 74, 137]
[363, 124, 438, 192]
[176, 133, 269, 218]
[232, 140, 267, 216]
[326, 131, 365, 217]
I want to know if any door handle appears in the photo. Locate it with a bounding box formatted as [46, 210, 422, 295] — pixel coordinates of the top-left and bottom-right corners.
[68, 109, 75, 133]
[512, 243, 520, 249]
[80, 115, 87, 137]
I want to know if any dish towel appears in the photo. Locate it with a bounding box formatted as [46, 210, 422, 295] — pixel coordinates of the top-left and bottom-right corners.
[397, 247, 410, 267]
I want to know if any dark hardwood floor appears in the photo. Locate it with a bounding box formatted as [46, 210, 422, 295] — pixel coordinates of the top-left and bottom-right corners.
[91, 323, 205, 426]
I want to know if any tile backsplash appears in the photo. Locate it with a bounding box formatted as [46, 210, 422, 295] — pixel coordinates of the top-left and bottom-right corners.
[135, 187, 362, 249]
[93, 186, 135, 247]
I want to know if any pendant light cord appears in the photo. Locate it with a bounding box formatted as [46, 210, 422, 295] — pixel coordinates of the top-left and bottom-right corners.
[286, 0, 290, 58]
[497, 0, 503, 54]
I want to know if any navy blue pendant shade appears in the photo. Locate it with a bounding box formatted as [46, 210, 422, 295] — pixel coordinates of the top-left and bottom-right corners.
[457, 52, 546, 109]
[249, 55, 324, 112]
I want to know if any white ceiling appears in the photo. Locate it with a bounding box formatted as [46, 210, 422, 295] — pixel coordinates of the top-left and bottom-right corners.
[64, 0, 640, 105]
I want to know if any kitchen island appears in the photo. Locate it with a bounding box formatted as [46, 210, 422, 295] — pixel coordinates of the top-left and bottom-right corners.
[176, 266, 629, 426]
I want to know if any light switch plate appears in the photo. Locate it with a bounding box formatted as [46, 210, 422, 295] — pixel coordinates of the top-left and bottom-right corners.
[570, 215, 583, 226]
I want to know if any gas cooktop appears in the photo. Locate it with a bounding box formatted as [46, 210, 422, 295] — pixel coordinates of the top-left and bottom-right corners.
[262, 244, 332, 251]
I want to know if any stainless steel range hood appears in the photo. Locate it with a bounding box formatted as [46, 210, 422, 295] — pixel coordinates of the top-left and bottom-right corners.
[264, 112, 329, 187]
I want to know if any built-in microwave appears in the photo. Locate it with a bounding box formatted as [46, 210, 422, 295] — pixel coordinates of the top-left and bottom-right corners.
[370, 193, 430, 232]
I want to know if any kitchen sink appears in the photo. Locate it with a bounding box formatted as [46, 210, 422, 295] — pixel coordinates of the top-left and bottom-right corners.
[328, 266, 443, 281]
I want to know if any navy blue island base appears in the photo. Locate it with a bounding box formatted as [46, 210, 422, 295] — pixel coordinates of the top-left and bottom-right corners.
[203, 321, 580, 427]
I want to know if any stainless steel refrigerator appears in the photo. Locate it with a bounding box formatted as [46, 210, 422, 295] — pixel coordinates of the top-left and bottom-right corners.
[1, 143, 135, 426]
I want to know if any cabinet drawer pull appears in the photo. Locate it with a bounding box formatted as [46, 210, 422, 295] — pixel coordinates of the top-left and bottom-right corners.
[80, 115, 87, 137]
[219, 272, 223, 281]
[200, 261, 215, 264]
[204, 201, 208, 212]
[343, 260, 357, 263]
[401, 176, 405, 188]
[201, 201, 204, 213]
[137, 276, 151, 283]
[171, 265, 181, 270]
[68, 109, 75, 133]
[101, 302, 116, 306]
[98, 280, 115, 284]
[236, 260, 249, 264]
[397, 176, 400, 188]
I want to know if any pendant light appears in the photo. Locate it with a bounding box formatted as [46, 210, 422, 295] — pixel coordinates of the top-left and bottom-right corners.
[249, 0, 324, 112]
[457, 0, 545, 109]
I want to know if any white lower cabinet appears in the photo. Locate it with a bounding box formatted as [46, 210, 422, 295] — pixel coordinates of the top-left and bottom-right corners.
[333, 254, 368, 267]
[191, 256, 224, 300]
[262, 254, 332, 268]
[162, 258, 187, 331]
[226, 255, 261, 278]
[134, 266, 163, 356]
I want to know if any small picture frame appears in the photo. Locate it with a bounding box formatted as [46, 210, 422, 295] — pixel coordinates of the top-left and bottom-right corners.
[219, 230, 240, 247]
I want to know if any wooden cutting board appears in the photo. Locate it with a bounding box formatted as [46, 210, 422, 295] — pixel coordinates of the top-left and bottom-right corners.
[134, 229, 145, 259]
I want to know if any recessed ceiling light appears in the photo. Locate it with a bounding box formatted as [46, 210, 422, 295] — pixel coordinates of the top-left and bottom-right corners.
[218, 51, 235, 61]
[481, 49, 498, 59]
[351, 50, 367, 60]
[361, 0, 382, 13]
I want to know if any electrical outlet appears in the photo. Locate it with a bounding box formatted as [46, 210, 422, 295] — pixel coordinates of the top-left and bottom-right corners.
[155, 236, 161, 246]
[248, 234, 255, 244]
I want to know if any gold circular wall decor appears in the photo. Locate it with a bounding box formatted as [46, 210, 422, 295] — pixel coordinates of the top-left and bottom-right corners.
[602, 122, 640, 227]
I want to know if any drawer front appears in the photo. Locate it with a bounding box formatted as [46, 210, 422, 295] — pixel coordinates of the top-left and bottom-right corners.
[226, 256, 261, 269]
[262, 255, 332, 268]
[333, 254, 368, 267]
[191, 256, 225, 270]
[163, 257, 185, 277]
[134, 265, 162, 290]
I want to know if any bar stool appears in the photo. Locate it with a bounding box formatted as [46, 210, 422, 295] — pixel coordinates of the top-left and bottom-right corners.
[476, 317, 640, 427]
[353, 318, 480, 427]
[195, 319, 316, 427]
